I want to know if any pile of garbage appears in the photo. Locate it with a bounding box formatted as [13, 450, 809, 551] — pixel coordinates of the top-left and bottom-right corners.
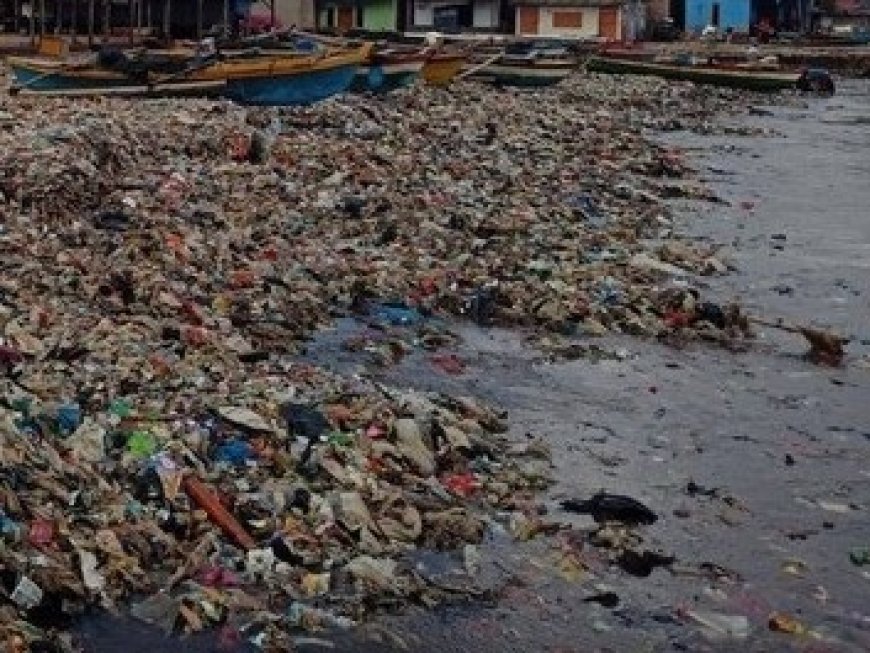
[0, 73, 775, 648]
[0, 362, 552, 649]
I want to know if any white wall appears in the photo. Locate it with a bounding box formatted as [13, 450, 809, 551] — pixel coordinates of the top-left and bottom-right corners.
[472, 0, 499, 28]
[516, 6, 600, 37]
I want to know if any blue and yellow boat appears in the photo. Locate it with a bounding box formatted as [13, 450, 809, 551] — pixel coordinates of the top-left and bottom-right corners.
[7, 43, 373, 105]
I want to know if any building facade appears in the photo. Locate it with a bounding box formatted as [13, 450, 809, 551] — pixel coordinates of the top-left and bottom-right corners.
[315, 0, 399, 31]
[511, 0, 644, 40]
[406, 0, 504, 32]
[274, 0, 316, 27]
[684, 0, 750, 32]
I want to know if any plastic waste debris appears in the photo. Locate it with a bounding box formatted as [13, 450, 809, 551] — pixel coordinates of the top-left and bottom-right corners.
[561, 493, 658, 525]
[850, 548, 870, 566]
[768, 611, 808, 635]
[10, 576, 43, 610]
[183, 475, 256, 550]
[681, 608, 751, 639]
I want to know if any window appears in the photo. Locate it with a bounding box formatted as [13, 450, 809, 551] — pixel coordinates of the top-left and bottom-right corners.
[552, 10, 582, 28]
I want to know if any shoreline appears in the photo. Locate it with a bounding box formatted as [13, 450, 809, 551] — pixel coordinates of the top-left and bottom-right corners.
[0, 73, 867, 651]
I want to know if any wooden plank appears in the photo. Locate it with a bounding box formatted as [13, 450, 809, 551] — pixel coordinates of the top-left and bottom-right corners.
[518, 6, 538, 35]
[13, 79, 227, 98]
[88, 0, 94, 45]
[103, 0, 110, 42]
[72, 0, 79, 43]
[552, 10, 582, 29]
[30, 1, 35, 47]
[163, 0, 170, 41]
[599, 7, 619, 40]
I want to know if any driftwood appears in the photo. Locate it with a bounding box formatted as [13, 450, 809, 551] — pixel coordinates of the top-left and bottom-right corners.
[751, 316, 848, 366]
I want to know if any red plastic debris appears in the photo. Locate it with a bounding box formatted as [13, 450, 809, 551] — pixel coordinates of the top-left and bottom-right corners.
[442, 473, 480, 497]
[28, 519, 54, 547]
[664, 310, 692, 329]
[0, 345, 24, 366]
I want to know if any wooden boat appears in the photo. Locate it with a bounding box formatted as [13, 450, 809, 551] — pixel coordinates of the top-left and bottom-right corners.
[485, 55, 575, 87]
[351, 48, 428, 93]
[463, 41, 576, 87]
[586, 56, 800, 92]
[421, 51, 467, 86]
[7, 43, 372, 105]
[191, 44, 371, 105]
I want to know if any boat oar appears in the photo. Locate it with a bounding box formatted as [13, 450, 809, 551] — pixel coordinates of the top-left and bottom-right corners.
[750, 316, 848, 365]
[455, 52, 502, 80]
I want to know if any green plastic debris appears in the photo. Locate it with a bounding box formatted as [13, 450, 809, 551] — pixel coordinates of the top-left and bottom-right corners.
[850, 548, 870, 566]
[126, 430, 157, 457]
[328, 431, 354, 447]
[109, 399, 133, 418]
[10, 397, 31, 415]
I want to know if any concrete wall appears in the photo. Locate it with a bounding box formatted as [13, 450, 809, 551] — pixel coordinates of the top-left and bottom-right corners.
[472, 0, 499, 28]
[686, 0, 750, 32]
[363, 0, 396, 29]
[276, 0, 316, 28]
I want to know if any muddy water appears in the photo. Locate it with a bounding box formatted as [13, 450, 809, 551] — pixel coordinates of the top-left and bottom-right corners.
[78, 82, 870, 652]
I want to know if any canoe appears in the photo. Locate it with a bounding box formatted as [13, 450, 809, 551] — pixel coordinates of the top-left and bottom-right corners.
[351, 49, 427, 93]
[484, 56, 575, 87]
[190, 44, 371, 105]
[10, 79, 226, 98]
[8, 56, 132, 91]
[421, 52, 466, 87]
[587, 56, 800, 92]
[7, 43, 372, 105]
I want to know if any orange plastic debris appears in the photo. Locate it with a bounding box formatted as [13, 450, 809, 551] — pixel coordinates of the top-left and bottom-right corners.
[182, 475, 256, 551]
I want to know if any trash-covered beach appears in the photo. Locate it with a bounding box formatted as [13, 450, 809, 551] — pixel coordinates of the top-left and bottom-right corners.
[1, 71, 868, 652]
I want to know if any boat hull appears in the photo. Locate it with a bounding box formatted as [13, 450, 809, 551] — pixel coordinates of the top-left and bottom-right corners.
[352, 54, 426, 93]
[587, 56, 799, 92]
[422, 54, 465, 86]
[8, 44, 371, 105]
[9, 60, 129, 90]
[222, 62, 358, 105]
[486, 61, 573, 87]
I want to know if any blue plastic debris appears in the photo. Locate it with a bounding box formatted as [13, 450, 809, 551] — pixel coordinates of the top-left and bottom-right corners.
[56, 403, 82, 435]
[372, 302, 422, 326]
[214, 439, 255, 466]
[567, 192, 608, 229]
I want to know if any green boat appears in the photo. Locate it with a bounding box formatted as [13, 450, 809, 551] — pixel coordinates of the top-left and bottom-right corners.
[587, 56, 800, 92]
